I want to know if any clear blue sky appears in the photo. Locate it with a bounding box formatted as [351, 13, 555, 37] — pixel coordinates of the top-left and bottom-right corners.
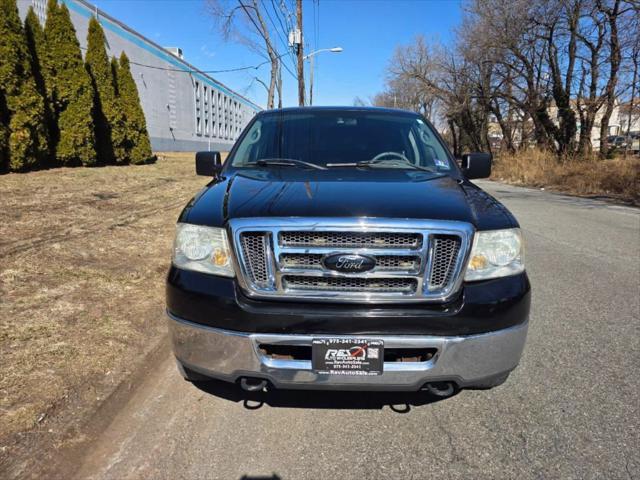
[92, 0, 463, 108]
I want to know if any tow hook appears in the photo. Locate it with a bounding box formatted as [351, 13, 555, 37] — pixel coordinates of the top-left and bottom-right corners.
[240, 377, 268, 392]
[424, 382, 456, 398]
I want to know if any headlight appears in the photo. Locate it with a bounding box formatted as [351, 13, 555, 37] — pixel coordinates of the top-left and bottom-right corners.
[464, 228, 524, 281]
[172, 223, 235, 277]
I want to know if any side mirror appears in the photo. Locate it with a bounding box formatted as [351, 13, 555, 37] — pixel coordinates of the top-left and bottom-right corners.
[196, 151, 222, 176]
[461, 152, 492, 179]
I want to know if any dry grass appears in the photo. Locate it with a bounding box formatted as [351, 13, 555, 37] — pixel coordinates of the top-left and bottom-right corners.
[0, 153, 210, 467]
[491, 149, 640, 204]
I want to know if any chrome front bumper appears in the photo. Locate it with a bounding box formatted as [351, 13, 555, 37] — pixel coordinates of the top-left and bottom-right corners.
[168, 312, 528, 391]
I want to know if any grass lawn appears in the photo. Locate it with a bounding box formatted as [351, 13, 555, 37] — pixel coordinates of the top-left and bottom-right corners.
[0, 153, 209, 472]
[491, 149, 639, 205]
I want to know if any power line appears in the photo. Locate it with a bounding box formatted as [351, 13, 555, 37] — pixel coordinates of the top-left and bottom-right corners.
[313, 0, 319, 53]
[277, 0, 296, 33]
[128, 58, 270, 74]
[269, 0, 297, 72]
[263, 1, 298, 77]
[235, 0, 297, 80]
[79, 44, 290, 75]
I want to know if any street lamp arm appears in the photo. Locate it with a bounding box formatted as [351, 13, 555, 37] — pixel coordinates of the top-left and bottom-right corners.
[303, 47, 343, 60]
[302, 46, 343, 106]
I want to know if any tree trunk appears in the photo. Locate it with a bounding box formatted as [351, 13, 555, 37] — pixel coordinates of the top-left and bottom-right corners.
[246, 0, 277, 109]
[598, 0, 622, 157]
[626, 45, 638, 138]
[492, 99, 515, 153]
[448, 118, 459, 157]
[276, 60, 282, 109]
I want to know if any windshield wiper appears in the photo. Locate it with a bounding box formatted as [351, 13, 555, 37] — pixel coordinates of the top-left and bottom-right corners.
[325, 159, 436, 173]
[249, 158, 327, 170]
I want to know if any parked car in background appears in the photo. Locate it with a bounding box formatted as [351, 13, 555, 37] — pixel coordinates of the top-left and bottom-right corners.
[606, 135, 629, 150]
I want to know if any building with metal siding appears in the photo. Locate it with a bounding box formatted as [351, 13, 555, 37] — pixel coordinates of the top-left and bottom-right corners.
[17, 0, 261, 152]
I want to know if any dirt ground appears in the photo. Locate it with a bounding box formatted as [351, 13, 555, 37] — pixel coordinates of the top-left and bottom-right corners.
[0, 153, 211, 477]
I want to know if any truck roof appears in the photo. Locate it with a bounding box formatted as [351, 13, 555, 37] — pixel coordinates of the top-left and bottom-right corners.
[257, 106, 421, 116]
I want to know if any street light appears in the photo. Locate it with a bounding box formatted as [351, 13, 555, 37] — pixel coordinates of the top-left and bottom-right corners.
[303, 47, 343, 106]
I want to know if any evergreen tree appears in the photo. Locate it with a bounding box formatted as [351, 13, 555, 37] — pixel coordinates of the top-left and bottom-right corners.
[24, 6, 53, 164]
[0, 90, 9, 172]
[43, 0, 96, 166]
[110, 56, 119, 88]
[86, 17, 127, 164]
[0, 0, 49, 171]
[115, 52, 153, 164]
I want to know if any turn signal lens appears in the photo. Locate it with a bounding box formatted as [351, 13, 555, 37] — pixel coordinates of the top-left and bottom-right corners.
[212, 248, 229, 267]
[469, 254, 488, 270]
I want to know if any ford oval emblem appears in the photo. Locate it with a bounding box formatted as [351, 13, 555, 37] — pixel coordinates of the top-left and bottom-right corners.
[323, 254, 376, 273]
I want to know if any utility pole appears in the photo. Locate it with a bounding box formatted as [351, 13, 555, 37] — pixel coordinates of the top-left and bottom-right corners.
[309, 54, 314, 106]
[296, 0, 305, 106]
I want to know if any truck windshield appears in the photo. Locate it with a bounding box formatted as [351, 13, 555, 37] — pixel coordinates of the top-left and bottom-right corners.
[230, 110, 454, 172]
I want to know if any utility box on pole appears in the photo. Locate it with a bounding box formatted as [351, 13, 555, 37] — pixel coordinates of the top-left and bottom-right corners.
[288, 29, 301, 50]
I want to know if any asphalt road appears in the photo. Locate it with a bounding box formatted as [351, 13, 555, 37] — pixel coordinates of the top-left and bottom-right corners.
[74, 182, 639, 480]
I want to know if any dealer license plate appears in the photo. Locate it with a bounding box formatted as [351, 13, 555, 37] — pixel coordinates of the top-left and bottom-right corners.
[312, 338, 384, 375]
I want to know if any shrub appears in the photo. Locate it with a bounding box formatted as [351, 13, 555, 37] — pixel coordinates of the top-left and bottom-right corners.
[0, 90, 9, 172]
[86, 17, 127, 165]
[115, 52, 153, 164]
[0, 0, 49, 171]
[43, 0, 96, 166]
[24, 6, 53, 165]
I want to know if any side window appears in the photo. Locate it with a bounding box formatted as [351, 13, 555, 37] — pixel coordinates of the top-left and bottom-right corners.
[203, 86, 209, 136]
[194, 81, 202, 136]
[210, 89, 216, 137]
[217, 92, 222, 137]
[224, 96, 229, 139]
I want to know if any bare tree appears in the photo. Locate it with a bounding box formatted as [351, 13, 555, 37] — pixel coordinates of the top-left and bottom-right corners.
[209, 0, 281, 108]
[618, 1, 640, 139]
[575, 3, 608, 154]
[623, 30, 639, 137]
[596, 0, 623, 156]
[375, 0, 638, 158]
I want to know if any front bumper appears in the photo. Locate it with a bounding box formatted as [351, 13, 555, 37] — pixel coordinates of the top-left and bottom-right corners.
[166, 268, 531, 336]
[168, 312, 529, 391]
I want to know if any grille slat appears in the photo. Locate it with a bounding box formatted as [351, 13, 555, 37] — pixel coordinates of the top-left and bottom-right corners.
[284, 275, 417, 294]
[280, 253, 420, 271]
[279, 231, 422, 249]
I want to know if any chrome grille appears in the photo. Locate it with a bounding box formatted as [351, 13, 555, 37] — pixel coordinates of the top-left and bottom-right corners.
[231, 218, 473, 303]
[284, 276, 417, 293]
[280, 231, 421, 248]
[429, 236, 461, 290]
[281, 253, 420, 272]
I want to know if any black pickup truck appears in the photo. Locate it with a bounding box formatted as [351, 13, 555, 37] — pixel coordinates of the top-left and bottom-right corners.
[167, 107, 530, 397]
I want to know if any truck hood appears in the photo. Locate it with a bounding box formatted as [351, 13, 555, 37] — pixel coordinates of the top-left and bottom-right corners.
[180, 169, 517, 230]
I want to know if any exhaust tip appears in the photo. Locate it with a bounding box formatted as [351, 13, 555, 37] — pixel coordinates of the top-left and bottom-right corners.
[239, 377, 268, 392]
[423, 381, 456, 398]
